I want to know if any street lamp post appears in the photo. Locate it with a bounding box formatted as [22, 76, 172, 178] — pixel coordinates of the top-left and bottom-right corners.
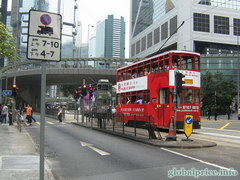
[87, 24, 94, 58]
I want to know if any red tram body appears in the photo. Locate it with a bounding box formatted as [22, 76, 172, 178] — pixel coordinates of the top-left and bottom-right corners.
[116, 51, 201, 129]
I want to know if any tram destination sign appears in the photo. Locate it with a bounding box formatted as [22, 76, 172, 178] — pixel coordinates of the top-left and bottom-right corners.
[27, 10, 62, 61]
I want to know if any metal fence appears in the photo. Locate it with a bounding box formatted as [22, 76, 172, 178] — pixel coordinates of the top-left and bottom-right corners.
[69, 111, 162, 140]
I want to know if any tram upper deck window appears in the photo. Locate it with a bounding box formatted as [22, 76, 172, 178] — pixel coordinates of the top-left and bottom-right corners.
[127, 69, 131, 80]
[137, 64, 144, 77]
[151, 59, 158, 73]
[182, 56, 194, 69]
[172, 55, 180, 68]
[196, 57, 200, 70]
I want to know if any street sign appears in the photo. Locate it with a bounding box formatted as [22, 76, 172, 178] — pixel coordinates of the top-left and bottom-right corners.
[27, 10, 62, 61]
[184, 114, 193, 138]
[2, 90, 12, 96]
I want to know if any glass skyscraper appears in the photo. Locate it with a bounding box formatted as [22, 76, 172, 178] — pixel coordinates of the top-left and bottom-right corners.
[96, 15, 125, 58]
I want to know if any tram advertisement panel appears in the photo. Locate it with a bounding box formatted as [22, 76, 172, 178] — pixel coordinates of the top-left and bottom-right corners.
[117, 76, 148, 93]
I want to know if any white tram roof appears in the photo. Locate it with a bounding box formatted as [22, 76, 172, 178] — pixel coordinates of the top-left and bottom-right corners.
[117, 50, 200, 71]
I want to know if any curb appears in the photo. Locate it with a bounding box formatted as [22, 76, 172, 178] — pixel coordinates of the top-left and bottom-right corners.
[72, 122, 217, 148]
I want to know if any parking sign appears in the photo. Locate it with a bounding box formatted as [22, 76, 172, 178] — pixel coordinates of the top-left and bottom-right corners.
[27, 10, 62, 61]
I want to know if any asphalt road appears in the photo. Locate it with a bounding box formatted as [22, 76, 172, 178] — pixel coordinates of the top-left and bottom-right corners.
[25, 116, 239, 180]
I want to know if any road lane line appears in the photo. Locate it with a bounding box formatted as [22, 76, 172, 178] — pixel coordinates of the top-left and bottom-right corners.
[161, 148, 236, 172]
[196, 132, 240, 139]
[201, 127, 240, 132]
[47, 121, 54, 125]
[80, 141, 110, 156]
[219, 123, 230, 130]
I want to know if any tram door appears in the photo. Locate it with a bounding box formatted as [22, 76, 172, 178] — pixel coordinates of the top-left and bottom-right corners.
[158, 88, 170, 128]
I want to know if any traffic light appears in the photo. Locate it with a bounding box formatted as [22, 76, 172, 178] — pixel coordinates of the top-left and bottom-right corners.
[81, 84, 87, 96]
[175, 72, 185, 94]
[12, 84, 17, 97]
[89, 87, 93, 98]
[74, 89, 80, 101]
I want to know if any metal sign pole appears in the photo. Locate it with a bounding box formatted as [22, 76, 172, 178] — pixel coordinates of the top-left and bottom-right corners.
[40, 61, 46, 180]
[27, 8, 61, 180]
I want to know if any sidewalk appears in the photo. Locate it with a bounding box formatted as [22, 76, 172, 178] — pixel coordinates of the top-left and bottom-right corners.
[0, 123, 55, 180]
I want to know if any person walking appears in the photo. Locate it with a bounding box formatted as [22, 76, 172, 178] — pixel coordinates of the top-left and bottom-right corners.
[207, 108, 211, 120]
[2, 104, 9, 124]
[226, 107, 232, 120]
[26, 104, 32, 125]
[30, 105, 36, 122]
[57, 106, 63, 123]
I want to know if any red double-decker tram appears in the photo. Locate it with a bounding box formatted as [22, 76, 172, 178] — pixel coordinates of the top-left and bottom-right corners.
[116, 50, 201, 129]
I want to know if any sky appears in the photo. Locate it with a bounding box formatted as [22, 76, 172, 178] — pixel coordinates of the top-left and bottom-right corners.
[78, 0, 130, 57]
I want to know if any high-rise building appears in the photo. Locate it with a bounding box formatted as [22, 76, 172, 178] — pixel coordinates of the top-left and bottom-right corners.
[96, 15, 125, 58]
[130, 0, 240, 58]
[10, 0, 80, 61]
[89, 36, 96, 58]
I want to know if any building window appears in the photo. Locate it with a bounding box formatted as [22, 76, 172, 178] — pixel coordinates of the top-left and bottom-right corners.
[154, 27, 160, 44]
[141, 36, 146, 51]
[161, 22, 168, 41]
[198, 0, 211, 5]
[233, 18, 240, 36]
[170, 15, 177, 35]
[214, 16, 229, 35]
[147, 32, 153, 48]
[193, 13, 209, 32]
[136, 40, 140, 54]
[131, 43, 136, 57]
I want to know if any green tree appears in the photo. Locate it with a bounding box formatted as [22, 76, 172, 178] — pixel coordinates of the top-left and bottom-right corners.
[202, 72, 237, 115]
[0, 21, 17, 65]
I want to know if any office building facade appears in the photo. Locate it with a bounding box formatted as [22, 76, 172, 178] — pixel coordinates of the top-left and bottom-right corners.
[96, 15, 125, 58]
[130, 0, 240, 57]
[130, 0, 240, 79]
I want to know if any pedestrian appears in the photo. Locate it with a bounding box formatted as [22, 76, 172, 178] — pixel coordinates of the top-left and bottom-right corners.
[0, 104, 3, 115]
[57, 106, 63, 123]
[26, 104, 32, 125]
[226, 107, 231, 120]
[213, 107, 218, 120]
[8, 106, 13, 125]
[1, 104, 9, 124]
[17, 109, 24, 123]
[0, 104, 2, 123]
[207, 108, 211, 120]
[30, 105, 36, 122]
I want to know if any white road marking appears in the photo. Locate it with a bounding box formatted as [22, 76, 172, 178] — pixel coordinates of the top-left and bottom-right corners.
[80, 141, 110, 156]
[196, 132, 240, 139]
[161, 148, 236, 172]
